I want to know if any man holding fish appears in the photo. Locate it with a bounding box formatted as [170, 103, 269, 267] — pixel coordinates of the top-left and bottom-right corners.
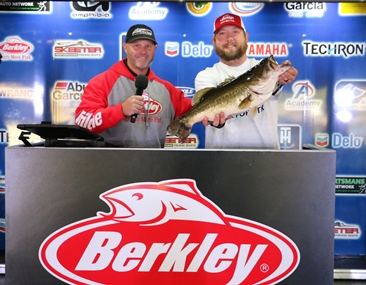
[194, 13, 298, 149]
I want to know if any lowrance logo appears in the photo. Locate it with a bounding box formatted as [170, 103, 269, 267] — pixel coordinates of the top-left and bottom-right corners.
[39, 179, 300, 284]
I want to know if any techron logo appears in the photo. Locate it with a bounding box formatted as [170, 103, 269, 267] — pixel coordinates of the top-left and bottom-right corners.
[302, 40, 365, 58]
[39, 179, 300, 285]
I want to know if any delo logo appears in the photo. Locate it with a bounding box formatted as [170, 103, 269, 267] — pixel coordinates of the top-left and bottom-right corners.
[332, 132, 363, 149]
[165, 41, 179, 57]
[165, 41, 213, 58]
[39, 179, 300, 285]
[315, 133, 329, 147]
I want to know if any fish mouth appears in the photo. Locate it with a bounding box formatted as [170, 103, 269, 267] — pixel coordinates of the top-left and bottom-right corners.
[268, 55, 278, 70]
[101, 197, 135, 220]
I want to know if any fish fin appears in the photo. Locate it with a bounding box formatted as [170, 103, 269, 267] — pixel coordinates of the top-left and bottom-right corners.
[192, 87, 213, 106]
[216, 76, 236, 88]
[238, 97, 253, 109]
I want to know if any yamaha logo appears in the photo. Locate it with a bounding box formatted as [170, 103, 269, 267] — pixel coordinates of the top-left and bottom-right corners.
[39, 179, 300, 284]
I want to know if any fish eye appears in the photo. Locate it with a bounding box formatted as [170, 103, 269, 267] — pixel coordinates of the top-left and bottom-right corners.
[132, 193, 143, 200]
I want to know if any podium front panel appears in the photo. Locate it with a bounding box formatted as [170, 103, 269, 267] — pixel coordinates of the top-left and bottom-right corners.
[5, 147, 336, 284]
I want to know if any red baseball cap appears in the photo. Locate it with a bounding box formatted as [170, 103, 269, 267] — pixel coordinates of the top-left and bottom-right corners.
[213, 13, 246, 34]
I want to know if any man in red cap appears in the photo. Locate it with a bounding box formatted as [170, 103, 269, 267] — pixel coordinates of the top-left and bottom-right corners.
[195, 13, 298, 149]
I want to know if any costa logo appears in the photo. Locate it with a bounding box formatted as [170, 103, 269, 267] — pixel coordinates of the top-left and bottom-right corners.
[39, 179, 300, 285]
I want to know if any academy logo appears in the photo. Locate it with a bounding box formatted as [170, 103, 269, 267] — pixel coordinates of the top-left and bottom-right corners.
[129, 2, 168, 20]
[285, 81, 322, 110]
[70, 1, 112, 19]
[39, 179, 300, 285]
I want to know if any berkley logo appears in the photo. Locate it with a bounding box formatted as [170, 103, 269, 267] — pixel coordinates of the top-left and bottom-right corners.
[39, 179, 300, 284]
[142, 94, 162, 115]
[0, 36, 33, 54]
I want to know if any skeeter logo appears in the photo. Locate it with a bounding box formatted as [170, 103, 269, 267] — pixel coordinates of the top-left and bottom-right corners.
[39, 179, 300, 285]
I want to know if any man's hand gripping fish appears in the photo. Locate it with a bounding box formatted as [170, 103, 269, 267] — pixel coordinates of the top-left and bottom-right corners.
[167, 55, 292, 143]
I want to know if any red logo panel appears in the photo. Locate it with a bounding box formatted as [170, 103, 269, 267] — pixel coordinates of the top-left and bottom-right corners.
[39, 179, 300, 284]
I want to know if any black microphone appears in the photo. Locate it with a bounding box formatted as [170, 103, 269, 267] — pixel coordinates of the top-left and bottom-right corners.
[130, 75, 149, 123]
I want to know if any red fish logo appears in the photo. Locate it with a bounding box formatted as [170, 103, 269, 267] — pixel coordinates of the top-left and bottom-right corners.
[39, 179, 300, 284]
[0, 36, 33, 54]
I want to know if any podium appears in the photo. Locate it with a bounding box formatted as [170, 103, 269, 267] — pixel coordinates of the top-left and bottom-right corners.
[5, 147, 336, 284]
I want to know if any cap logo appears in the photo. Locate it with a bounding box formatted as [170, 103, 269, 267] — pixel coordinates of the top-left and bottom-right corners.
[132, 28, 153, 37]
[220, 14, 235, 24]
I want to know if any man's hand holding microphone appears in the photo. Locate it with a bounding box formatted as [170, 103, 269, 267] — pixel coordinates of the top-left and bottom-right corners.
[120, 75, 149, 123]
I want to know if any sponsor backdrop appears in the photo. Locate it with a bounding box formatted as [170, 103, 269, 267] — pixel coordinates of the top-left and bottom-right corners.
[0, 1, 365, 257]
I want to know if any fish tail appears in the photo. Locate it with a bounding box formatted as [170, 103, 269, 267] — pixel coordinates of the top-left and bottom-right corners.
[167, 118, 192, 143]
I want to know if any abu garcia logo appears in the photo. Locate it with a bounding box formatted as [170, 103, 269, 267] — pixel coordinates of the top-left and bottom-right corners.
[52, 81, 86, 101]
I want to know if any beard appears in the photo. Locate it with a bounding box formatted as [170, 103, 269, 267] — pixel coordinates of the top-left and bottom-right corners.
[215, 42, 248, 62]
[134, 55, 154, 70]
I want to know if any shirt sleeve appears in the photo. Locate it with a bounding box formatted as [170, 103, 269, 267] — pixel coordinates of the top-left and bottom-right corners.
[74, 72, 125, 134]
[194, 69, 217, 92]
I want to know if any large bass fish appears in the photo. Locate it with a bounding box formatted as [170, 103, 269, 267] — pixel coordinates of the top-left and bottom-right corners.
[167, 55, 292, 143]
